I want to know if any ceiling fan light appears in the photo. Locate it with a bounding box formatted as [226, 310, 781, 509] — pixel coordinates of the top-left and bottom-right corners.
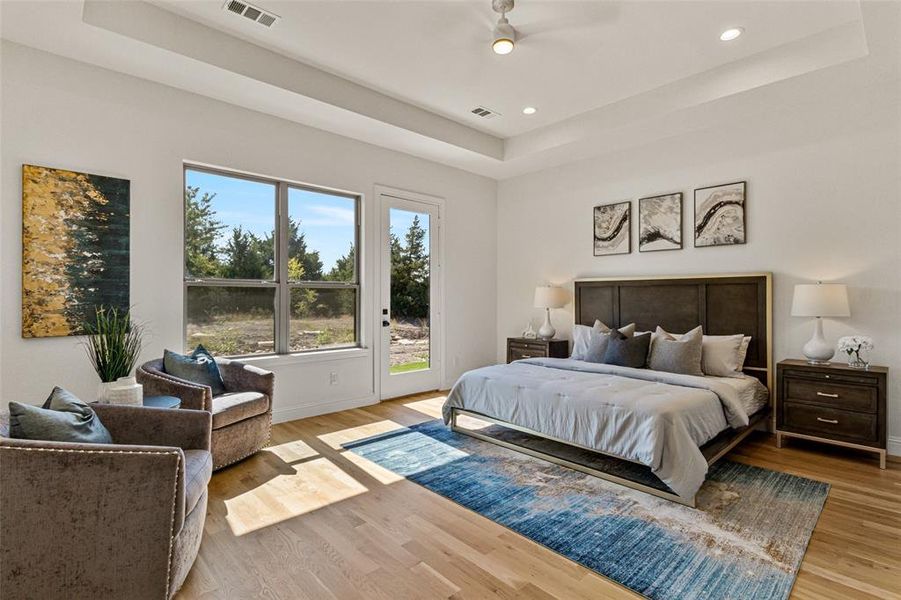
[493, 38, 514, 54]
[492, 16, 516, 54]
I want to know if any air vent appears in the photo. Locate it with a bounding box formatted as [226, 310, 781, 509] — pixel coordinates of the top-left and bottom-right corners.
[471, 106, 501, 119]
[223, 0, 280, 28]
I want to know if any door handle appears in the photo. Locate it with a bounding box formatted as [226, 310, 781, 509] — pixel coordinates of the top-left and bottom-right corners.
[816, 417, 839, 424]
[816, 392, 839, 398]
[382, 320, 390, 327]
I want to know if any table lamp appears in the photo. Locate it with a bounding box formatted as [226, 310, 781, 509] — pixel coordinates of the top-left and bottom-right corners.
[534, 286, 568, 340]
[791, 282, 850, 364]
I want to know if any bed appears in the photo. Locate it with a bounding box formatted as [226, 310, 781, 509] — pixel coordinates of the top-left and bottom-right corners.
[442, 274, 773, 508]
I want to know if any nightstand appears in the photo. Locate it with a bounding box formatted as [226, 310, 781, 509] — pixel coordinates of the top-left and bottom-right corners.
[506, 338, 569, 363]
[776, 359, 888, 468]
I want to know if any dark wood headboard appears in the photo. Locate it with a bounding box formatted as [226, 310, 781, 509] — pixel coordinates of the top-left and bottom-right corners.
[574, 274, 772, 392]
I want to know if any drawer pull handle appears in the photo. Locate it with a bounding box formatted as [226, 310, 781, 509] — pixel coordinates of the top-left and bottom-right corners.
[816, 417, 839, 424]
[520, 355, 532, 359]
[816, 392, 839, 398]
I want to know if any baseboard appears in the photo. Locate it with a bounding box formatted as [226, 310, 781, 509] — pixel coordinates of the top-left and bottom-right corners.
[272, 394, 377, 424]
[888, 436, 901, 459]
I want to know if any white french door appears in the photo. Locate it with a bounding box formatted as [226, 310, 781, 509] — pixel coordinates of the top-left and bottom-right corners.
[378, 189, 442, 400]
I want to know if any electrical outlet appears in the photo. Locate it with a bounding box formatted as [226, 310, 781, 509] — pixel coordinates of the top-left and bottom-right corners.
[329, 372, 338, 385]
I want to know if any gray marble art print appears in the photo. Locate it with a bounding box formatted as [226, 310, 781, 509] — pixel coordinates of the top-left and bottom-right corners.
[639, 192, 682, 252]
[694, 181, 746, 247]
[593, 201, 631, 256]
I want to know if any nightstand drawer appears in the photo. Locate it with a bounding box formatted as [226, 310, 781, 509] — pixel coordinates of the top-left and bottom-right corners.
[783, 401, 878, 444]
[506, 338, 568, 363]
[508, 347, 542, 361]
[509, 341, 548, 353]
[785, 378, 876, 413]
[782, 368, 879, 387]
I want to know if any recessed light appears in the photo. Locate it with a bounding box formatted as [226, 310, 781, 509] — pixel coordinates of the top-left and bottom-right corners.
[522, 107, 537, 115]
[720, 27, 743, 42]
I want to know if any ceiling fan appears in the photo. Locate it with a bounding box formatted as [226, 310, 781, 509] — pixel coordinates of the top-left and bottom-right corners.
[488, 1, 618, 56]
[491, 0, 517, 55]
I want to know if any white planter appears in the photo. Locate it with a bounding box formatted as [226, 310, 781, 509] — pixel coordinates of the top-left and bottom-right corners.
[98, 377, 143, 406]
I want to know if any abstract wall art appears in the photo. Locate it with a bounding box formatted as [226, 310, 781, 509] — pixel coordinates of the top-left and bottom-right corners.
[639, 192, 682, 252]
[694, 181, 746, 247]
[593, 201, 631, 256]
[22, 164, 130, 338]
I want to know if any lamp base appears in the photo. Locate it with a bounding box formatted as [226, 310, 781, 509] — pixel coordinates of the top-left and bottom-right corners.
[801, 317, 835, 364]
[537, 308, 556, 340]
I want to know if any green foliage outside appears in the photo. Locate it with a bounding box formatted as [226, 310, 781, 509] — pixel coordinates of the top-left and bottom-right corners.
[390, 215, 430, 320]
[185, 186, 357, 323]
[185, 186, 430, 322]
[389, 359, 429, 374]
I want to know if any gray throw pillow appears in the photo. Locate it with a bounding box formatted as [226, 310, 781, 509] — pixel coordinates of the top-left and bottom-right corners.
[583, 322, 636, 363]
[648, 326, 704, 376]
[164, 345, 226, 396]
[603, 330, 651, 368]
[8, 387, 112, 444]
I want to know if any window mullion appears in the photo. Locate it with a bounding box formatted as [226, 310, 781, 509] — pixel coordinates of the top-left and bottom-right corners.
[276, 181, 290, 354]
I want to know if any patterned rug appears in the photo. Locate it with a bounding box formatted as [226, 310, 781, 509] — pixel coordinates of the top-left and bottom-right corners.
[343, 421, 829, 600]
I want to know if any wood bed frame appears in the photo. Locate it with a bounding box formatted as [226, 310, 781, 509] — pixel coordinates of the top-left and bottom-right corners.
[451, 273, 773, 508]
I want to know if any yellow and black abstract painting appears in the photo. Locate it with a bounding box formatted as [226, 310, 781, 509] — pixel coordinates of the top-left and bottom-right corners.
[22, 164, 130, 338]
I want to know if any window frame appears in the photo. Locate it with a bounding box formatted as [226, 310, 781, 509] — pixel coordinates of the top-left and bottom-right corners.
[183, 164, 362, 358]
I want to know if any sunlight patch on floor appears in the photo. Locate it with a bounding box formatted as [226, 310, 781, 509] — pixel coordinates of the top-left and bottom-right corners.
[317, 419, 406, 450]
[263, 439, 319, 463]
[224, 457, 368, 536]
[402, 396, 446, 419]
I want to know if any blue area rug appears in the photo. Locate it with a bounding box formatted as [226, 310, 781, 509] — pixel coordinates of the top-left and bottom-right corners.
[343, 420, 829, 600]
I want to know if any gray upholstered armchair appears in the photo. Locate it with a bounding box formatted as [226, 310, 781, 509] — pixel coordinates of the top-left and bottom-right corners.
[136, 357, 273, 470]
[0, 404, 212, 600]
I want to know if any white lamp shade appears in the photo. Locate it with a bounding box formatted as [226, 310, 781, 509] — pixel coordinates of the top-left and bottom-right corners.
[791, 283, 850, 317]
[534, 286, 568, 309]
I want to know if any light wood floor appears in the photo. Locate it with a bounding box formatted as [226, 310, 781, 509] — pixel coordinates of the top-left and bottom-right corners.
[179, 392, 901, 600]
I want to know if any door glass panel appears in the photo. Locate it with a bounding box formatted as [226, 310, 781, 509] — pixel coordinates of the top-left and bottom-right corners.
[389, 208, 430, 374]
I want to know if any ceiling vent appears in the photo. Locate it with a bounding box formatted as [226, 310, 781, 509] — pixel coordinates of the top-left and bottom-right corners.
[471, 106, 501, 119]
[223, 0, 280, 28]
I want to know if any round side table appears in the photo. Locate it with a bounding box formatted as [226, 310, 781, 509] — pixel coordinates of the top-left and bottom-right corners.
[143, 395, 182, 409]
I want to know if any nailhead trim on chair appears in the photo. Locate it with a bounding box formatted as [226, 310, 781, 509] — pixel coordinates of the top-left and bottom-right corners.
[0, 445, 182, 600]
[137, 365, 211, 411]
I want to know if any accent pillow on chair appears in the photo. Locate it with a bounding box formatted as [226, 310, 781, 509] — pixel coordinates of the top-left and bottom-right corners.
[8, 387, 112, 443]
[603, 330, 651, 368]
[648, 326, 704, 376]
[164, 345, 226, 395]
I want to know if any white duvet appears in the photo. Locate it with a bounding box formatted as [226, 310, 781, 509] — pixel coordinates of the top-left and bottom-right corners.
[442, 357, 767, 500]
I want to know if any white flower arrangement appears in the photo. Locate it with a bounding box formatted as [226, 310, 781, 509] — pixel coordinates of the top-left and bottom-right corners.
[837, 335, 873, 367]
[837, 335, 874, 353]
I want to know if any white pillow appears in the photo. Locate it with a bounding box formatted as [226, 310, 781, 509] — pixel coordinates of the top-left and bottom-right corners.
[700, 334, 746, 377]
[654, 328, 751, 378]
[572, 321, 635, 362]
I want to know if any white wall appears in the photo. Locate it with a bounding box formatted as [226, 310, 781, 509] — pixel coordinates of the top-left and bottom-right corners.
[0, 42, 498, 421]
[497, 77, 901, 454]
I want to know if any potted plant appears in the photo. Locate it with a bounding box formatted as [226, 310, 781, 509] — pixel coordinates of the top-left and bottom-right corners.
[82, 306, 146, 404]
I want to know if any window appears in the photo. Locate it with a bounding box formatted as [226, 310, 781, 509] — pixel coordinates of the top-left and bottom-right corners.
[184, 166, 360, 356]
